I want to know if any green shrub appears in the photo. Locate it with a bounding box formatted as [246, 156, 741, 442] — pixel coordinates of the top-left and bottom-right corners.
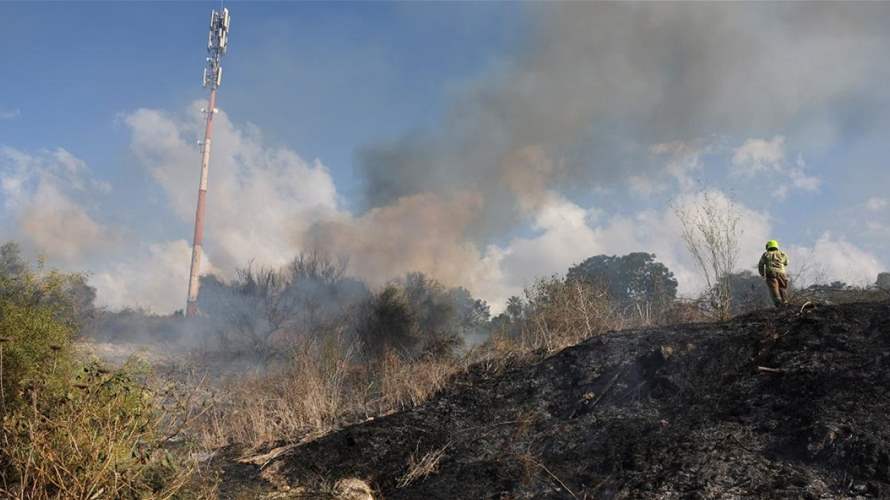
[0, 256, 77, 412]
[0, 244, 207, 499]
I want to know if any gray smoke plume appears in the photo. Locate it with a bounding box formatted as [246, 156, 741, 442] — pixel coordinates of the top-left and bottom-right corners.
[114, 3, 890, 311]
[349, 2, 890, 238]
[295, 2, 890, 298]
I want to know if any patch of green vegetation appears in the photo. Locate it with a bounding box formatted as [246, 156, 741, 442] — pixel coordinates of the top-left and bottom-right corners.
[0, 242, 212, 499]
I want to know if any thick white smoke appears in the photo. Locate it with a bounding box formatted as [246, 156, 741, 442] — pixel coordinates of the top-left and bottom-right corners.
[4, 3, 890, 312]
[0, 147, 115, 263]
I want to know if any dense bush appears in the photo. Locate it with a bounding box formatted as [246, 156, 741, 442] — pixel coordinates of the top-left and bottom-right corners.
[0, 243, 204, 499]
[196, 252, 370, 353]
[358, 285, 421, 359]
[567, 253, 677, 324]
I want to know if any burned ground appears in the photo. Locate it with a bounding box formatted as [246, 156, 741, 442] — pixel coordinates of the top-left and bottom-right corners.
[216, 302, 890, 499]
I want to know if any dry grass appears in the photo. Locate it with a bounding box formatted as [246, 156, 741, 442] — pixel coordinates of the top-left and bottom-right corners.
[485, 277, 619, 360]
[192, 277, 617, 451]
[333, 477, 374, 499]
[194, 336, 357, 448]
[166, 276, 638, 455]
[191, 335, 462, 449]
[0, 364, 215, 499]
[377, 351, 457, 410]
[397, 443, 449, 488]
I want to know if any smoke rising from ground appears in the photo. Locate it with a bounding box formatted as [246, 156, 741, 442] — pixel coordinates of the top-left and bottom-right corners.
[0, 147, 115, 263]
[111, 2, 890, 309]
[355, 2, 890, 217]
[298, 2, 888, 305]
[4, 3, 889, 313]
[126, 105, 340, 274]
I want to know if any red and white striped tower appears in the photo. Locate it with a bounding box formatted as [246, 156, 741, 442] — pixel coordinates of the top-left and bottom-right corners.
[186, 8, 230, 317]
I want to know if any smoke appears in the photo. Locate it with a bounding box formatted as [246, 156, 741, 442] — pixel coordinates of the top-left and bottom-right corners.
[356, 2, 890, 213]
[118, 2, 890, 310]
[731, 136, 820, 199]
[789, 234, 886, 288]
[125, 105, 342, 274]
[0, 147, 115, 263]
[124, 106, 507, 305]
[90, 240, 216, 313]
[312, 2, 890, 301]
[9, 3, 889, 314]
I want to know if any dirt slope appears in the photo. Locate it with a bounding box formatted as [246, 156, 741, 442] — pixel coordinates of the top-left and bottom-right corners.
[218, 302, 890, 499]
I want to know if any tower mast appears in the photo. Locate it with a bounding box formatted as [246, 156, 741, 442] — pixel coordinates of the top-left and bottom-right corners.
[186, 7, 230, 317]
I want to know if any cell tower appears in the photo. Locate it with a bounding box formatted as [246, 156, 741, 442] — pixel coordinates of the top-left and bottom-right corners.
[186, 7, 230, 317]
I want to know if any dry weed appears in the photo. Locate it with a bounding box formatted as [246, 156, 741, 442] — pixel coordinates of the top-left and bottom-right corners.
[377, 351, 456, 410]
[192, 336, 462, 449]
[333, 477, 374, 499]
[397, 443, 449, 488]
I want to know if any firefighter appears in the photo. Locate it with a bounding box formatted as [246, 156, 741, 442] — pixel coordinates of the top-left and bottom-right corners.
[758, 240, 790, 307]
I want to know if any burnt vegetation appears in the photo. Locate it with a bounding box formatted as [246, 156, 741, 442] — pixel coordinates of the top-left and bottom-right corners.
[235, 301, 890, 499]
[1, 239, 889, 498]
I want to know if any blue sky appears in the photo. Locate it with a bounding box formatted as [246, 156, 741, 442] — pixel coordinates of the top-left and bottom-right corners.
[0, 2, 521, 220]
[1, 2, 888, 312]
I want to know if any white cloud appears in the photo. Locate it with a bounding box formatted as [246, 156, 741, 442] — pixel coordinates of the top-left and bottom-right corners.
[732, 136, 785, 175]
[0, 145, 203, 311]
[4, 104, 876, 316]
[788, 167, 821, 192]
[788, 233, 885, 287]
[866, 197, 888, 211]
[1, 107, 349, 313]
[627, 175, 663, 196]
[0, 147, 114, 262]
[478, 189, 773, 310]
[656, 190, 772, 294]
[732, 136, 820, 198]
[125, 103, 343, 274]
[120, 105, 511, 312]
[649, 141, 707, 191]
[124, 104, 550, 313]
[772, 185, 790, 200]
[91, 240, 216, 313]
[62, 103, 349, 312]
[0, 108, 20, 120]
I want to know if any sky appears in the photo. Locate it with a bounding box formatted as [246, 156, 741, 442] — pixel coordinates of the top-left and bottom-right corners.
[1, 1, 888, 313]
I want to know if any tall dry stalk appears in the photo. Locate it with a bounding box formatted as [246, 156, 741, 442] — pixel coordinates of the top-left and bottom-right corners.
[397, 443, 450, 488]
[0, 337, 7, 414]
[673, 192, 742, 320]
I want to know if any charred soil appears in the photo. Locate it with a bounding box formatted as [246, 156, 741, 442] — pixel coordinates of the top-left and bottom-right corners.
[215, 302, 890, 499]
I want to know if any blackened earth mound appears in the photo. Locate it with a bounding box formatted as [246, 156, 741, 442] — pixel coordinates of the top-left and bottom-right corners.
[221, 302, 890, 499]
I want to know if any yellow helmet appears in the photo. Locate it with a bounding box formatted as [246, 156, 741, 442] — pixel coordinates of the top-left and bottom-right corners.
[766, 240, 779, 250]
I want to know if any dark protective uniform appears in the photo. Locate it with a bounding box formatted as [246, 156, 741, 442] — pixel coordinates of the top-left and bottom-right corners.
[758, 248, 789, 306]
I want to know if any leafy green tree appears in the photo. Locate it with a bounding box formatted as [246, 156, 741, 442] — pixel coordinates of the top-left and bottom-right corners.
[0, 241, 97, 330]
[506, 296, 525, 321]
[358, 285, 420, 359]
[390, 273, 491, 358]
[0, 276, 74, 408]
[567, 253, 677, 322]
